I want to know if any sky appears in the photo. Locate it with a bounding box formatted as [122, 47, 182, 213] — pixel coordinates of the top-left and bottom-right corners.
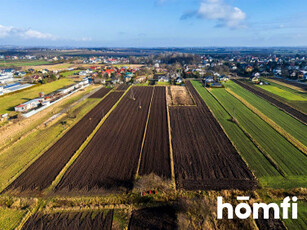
[0, 0, 306, 47]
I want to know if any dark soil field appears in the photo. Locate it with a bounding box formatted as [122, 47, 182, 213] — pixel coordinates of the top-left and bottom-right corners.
[232, 79, 307, 123]
[128, 206, 177, 230]
[254, 209, 286, 230]
[55, 87, 153, 193]
[116, 84, 130, 91]
[169, 81, 257, 190]
[4, 92, 124, 194]
[22, 210, 113, 230]
[88, 87, 111, 98]
[139, 86, 171, 179]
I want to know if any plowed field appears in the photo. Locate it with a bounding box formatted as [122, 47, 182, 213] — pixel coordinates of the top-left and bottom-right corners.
[56, 87, 153, 193]
[169, 81, 257, 190]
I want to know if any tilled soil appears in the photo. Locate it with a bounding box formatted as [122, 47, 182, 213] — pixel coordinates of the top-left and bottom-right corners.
[169, 81, 257, 190]
[128, 206, 177, 230]
[22, 210, 113, 230]
[116, 84, 130, 91]
[88, 87, 111, 98]
[232, 79, 307, 124]
[55, 87, 153, 194]
[3, 92, 123, 194]
[139, 86, 171, 179]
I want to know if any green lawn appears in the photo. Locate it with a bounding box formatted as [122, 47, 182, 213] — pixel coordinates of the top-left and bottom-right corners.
[0, 78, 75, 114]
[0, 60, 50, 67]
[191, 81, 307, 188]
[245, 80, 307, 114]
[256, 84, 307, 101]
[266, 79, 307, 96]
[0, 96, 101, 192]
[225, 81, 307, 147]
[282, 201, 307, 230]
[156, 81, 170, 86]
[60, 70, 81, 77]
[0, 208, 27, 230]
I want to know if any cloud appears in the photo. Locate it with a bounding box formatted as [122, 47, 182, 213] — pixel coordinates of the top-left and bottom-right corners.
[0, 24, 56, 40]
[181, 0, 246, 29]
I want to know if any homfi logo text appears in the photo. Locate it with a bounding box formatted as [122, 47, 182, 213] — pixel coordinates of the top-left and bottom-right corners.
[217, 196, 297, 219]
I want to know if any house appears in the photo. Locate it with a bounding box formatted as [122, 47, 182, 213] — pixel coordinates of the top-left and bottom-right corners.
[32, 75, 42, 82]
[219, 75, 229, 82]
[0, 72, 14, 83]
[176, 77, 183, 84]
[158, 75, 169, 83]
[204, 76, 214, 84]
[15, 98, 43, 112]
[245, 66, 253, 72]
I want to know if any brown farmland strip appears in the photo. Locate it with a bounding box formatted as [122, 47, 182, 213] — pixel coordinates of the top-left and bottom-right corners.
[3, 92, 124, 193]
[56, 87, 154, 193]
[139, 87, 171, 179]
[232, 79, 307, 124]
[88, 87, 111, 98]
[116, 84, 130, 91]
[128, 206, 177, 230]
[169, 81, 257, 190]
[22, 210, 114, 230]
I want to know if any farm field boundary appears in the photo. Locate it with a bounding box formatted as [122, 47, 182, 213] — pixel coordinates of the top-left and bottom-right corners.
[0, 93, 102, 193]
[225, 81, 307, 148]
[169, 81, 257, 190]
[266, 79, 307, 93]
[55, 86, 154, 194]
[226, 88, 307, 156]
[191, 81, 282, 181]
[272, 78, 307, 91]
[47, 87, 131, 193]
[232, 79, 307, 124]
[138, 87, 172, 182]
[208, 85, 307, 186]
[135, 87, 155, 178]
[2, 88, 117, 194]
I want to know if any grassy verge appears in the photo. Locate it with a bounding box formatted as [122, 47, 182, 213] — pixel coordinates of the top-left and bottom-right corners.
[0, 96, 101, 192]
[225, 81, 307, 147]
[211, 88, 307, 178]
[0, 78, 75, 114]
[0, 60, 50, 67]
[134, 82, 149, 86]
[60, 70, 81, 77]
[256, 82, 307, 101]
[0, 208, 27, 230]
[0, 85, 98, 153]
[282, 201, 307, 230]
[266, 79, 307, 94]
[156, 81, 170, 86]
[241, 80, 307, 114]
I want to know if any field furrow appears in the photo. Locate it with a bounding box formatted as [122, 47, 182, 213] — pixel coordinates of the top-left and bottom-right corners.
[169, 81, 257, 190]
[55, 87, 153, 194]
[139, 86, 171, 179]
[4, 89, 122, 193]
